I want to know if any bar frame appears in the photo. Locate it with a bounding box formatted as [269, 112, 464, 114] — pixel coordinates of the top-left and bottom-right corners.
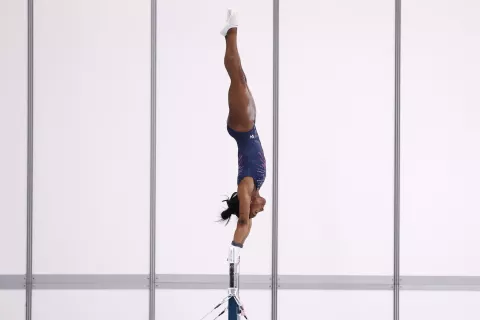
[271, 0, 280, 317]
[149, 0, 158, 318]
[26, 0, 34, 318]
[393, 0, 402, 319]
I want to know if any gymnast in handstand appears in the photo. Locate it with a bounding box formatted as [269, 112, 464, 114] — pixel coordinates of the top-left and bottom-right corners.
[219, 9, 267, 251]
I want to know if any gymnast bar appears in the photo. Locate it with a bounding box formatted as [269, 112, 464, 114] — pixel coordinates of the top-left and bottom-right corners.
[199, 244, 247, 320]
[228, 261, 240, 320]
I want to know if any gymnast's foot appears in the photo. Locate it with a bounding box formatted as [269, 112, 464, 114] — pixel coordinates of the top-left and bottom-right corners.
[220, 9, 239, 37]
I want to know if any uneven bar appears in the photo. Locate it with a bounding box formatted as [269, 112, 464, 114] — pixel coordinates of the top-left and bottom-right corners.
[228, 263, 239, 320]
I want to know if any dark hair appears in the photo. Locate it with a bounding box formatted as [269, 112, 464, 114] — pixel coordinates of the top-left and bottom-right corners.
[220, 192, 240, 224]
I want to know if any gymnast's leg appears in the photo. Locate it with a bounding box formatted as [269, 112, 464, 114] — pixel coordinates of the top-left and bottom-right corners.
[223, 11, 254, 131]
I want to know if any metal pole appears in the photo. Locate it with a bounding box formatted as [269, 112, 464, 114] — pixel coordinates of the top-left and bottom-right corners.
[26, 0, 34, 318]
[271, 0, 280, 318]
[393, 0, 402, 319]
[149, 0, 157, 318]
[228, 263, 239, 320]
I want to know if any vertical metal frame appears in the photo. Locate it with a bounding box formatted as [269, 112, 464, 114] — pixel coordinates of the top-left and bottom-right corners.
[149, 0, 157, 318]
[26, 0, 34, 318]
[271, 0, 280, 318]
[394, 0, 402, 319]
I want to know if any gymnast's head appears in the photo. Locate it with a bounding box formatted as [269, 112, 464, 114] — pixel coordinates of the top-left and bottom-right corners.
[220, 191, 266, 223]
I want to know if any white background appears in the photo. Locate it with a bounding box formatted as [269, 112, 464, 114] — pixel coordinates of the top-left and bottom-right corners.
[33, 291, 149, 320]
[401, 292, 480, 319]
[33, 0, 151, 274]
[0, 291, 25, 320]
[0, 0, 27, 274]
[279, 0, 395, 275]
[401, 0, 480, 275]
[279, 291, 392, 320]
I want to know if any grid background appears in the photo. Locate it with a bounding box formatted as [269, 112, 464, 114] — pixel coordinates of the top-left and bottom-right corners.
[1, 0, 480, 319]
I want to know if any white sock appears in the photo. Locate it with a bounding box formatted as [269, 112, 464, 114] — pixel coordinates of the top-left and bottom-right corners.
[220, 9, 239, 37]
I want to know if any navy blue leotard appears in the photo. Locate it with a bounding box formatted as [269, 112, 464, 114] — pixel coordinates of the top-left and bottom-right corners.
[228, 124, 266, 190]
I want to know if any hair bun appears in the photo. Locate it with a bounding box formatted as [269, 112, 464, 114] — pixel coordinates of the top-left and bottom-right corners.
[221, 208, 233, 221]
[220, 192, 239, 225]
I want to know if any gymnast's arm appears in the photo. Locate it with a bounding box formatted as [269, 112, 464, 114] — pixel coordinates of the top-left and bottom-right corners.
[232, 179, 254, 245]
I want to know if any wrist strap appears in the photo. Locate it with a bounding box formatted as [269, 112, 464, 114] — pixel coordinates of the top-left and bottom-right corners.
[231, 241, 243, 248]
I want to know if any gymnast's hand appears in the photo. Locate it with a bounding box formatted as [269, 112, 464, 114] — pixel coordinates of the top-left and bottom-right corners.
[250, 191, 266, 219]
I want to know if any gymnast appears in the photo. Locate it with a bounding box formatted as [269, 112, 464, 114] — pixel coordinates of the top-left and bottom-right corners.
[219, 9, 267, 252]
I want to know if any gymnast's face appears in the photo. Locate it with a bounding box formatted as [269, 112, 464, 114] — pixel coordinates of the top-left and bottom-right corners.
[250, 195, 266, 219]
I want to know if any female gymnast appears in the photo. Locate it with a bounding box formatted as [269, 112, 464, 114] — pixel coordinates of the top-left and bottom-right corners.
[219, 9, 267, 250]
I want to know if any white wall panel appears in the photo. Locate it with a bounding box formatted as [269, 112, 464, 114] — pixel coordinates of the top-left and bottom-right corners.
[157, 289, 270, 320]
[0, 0, 27, 274]
[33, 0, 151, 274]
[156, 2, 273, 274]
[401, 0, 480, 275]
[402, 292, 480, 319]
[279, 291, 392, 320]
[33, 291, 148, 320]
[279, 0, 395, 275]
[0, 291, 25, 320]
